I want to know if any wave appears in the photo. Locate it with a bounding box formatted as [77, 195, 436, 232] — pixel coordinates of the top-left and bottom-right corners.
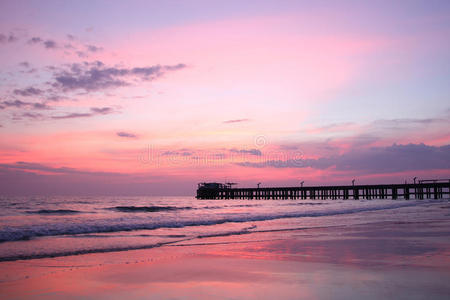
[197, 225, 257, 239]
[0, 225, 259, 262]
[225, 204, 262, 208]
[110, 206, 192, 213]
[280, 202, 326, 206]
[27, 209, 82, 215]
[0, 201, 422, 243]
[202, 204, 261, 209]
[0, 224, 344, 262]
[0, 239, 186, 262]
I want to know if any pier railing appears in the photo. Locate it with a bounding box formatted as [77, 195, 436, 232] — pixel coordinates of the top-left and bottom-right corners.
[196, 182, 450, 200]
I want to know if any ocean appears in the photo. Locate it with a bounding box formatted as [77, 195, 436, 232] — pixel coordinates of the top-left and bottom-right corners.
[0, 195, 448, 262]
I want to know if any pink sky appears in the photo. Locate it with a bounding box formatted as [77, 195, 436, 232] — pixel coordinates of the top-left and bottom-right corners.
[0, 1, 449, 195]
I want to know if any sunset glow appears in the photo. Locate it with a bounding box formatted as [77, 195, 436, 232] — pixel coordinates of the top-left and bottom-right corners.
[1, 1, 449, 195]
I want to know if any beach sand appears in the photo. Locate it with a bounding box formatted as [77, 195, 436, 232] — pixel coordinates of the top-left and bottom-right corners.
[1, 213, 449, 299]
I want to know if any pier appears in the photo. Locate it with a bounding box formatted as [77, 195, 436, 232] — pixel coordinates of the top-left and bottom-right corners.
[196, 181, 450, 200]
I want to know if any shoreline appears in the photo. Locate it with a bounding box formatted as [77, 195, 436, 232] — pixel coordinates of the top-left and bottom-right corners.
[1, 204, 449, 299]
[0, 199, 442, 262]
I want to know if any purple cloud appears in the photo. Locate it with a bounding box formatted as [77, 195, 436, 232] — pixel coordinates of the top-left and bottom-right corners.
[18, 61, 30, 68]
[236, 143, 450, 173]
[76, 51, 88, 58]
[0, 161, 193, 196]
[51, 61, 187, 92]
[279, 145, 299, 150]
[1, 100, 29, 108]
[45, 94, 67, 102]
[27, 37, 43, 44]
[159, 63, 186, 71]
[86, 44, 102, 52]
[32, 103, 51, 110]
[116, 132, 138, 138]
[0, 100, 50, 110]
[19, 112, 45, 120]
[0, 33, 18, 44]
[51, 112, 92, 119]
[13, 87, 43, 97]
[161, 150, 193, 156]
[27, 37, 57, 49]
[51, 107, 114, 119]
[43, 40, 57, 49]
[90, 107, 113, 114]
[223, 119, 250, 124]
[0, 161, 121, 176]
[230, 148, 262, 156]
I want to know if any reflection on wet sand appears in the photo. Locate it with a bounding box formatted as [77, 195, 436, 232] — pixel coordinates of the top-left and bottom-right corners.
[1, 219, 449, 299]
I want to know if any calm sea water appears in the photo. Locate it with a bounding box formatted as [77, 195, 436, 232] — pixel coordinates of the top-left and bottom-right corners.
[0, 196, 448, 261]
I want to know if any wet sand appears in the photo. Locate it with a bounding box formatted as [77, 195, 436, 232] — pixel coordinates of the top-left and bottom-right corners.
[1, 215, 449, 299]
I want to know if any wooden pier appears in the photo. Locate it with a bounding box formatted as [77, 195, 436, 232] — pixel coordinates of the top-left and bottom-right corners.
[196, 181, 450, 200]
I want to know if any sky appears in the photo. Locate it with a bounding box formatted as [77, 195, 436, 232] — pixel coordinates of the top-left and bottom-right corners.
[0, 0, 449, 195]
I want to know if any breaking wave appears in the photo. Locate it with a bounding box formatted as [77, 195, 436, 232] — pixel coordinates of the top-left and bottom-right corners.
[0, 201, 420, 243]
[110, 206, 192, 213]
[27, 209, 82, 215]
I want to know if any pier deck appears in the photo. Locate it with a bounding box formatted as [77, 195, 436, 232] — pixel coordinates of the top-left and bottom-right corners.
[196, 182, 450, 200]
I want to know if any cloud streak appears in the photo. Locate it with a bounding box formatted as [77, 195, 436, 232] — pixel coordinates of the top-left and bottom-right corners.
[0, 161, 121, 176]
[51, 107, 114, 119]
[18, 112, 45, 120]
[13, 87, 43, 97]
[116, 131, 138, 138]
[223, 119, 250, 124]
[230, 148, 262, 156]
[236, 143, 450, 173]
[161, 150, 193, 156]
[0, 100, 51, 110]
[22, 34, 106, 59]
[43, 40, 57, 49]
[0, 33, 18, 44]
[27, 36, 58, 49]
[86, 44, 102, 52]
[52, 61, 186, 92]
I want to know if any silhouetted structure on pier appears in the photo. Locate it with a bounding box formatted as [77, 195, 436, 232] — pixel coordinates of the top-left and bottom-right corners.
[196, 180, 450, 200]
